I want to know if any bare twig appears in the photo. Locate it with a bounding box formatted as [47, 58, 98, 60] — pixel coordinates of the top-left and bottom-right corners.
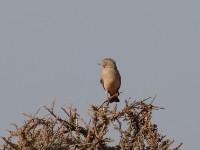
[1, 96, 182, 150]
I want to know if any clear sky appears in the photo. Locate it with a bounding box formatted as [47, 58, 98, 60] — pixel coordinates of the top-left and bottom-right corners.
[0, 1, 199, 149]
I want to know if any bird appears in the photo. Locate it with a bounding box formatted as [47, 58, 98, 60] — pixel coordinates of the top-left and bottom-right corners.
[98, 58, 121, 103]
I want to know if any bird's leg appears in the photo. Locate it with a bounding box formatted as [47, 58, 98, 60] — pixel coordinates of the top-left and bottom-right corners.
[106, 91, 109, 98]
[106, 91, 110, 106]
[116, 91, 120, 96]
[106, 101, 110, 107]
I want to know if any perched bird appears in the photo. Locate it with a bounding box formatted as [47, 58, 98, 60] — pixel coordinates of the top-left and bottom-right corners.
[98, 58, 121, 103]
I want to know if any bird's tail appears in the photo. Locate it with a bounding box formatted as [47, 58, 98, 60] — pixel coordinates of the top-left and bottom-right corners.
[109, 95, 120, 103]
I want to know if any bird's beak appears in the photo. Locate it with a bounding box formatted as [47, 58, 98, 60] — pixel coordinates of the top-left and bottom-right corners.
[98, 62, 101, 66]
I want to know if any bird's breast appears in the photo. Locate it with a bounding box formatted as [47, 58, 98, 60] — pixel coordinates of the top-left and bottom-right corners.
[102, 68, 120, 94]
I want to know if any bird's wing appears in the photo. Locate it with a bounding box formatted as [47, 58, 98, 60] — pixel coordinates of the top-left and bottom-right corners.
[100, 78, 106, 90]
[117, 70, 121, 95]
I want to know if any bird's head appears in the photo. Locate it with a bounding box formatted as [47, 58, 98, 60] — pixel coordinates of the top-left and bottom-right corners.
[98, 58, 117, 69]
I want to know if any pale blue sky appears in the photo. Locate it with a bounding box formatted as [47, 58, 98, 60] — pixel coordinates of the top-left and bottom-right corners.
[0, 1, 200, 149]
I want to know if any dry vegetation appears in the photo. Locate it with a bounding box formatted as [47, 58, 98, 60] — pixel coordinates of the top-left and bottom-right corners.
[1, 96, 182, 150]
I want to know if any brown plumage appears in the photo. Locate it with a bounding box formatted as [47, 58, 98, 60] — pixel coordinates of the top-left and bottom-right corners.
[98, 58, 121, 103]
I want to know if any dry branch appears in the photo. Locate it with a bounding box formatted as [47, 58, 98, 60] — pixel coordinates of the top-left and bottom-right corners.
[1, 97, 182, 150]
